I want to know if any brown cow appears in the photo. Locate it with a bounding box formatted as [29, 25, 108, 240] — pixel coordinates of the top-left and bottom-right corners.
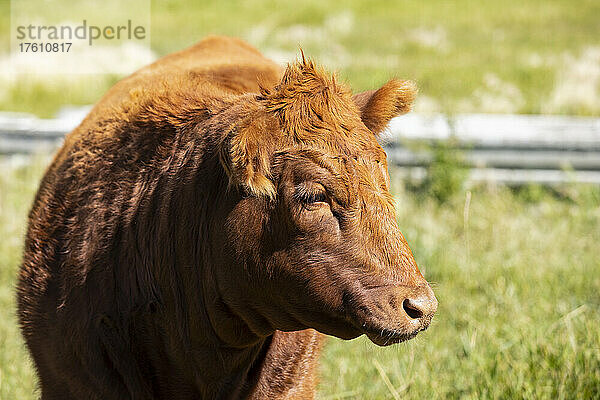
[17, 36, 437, 399]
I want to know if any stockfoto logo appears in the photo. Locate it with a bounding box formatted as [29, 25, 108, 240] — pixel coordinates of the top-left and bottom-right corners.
[10, 0, 152, 74]
[16, 20, 147, 46]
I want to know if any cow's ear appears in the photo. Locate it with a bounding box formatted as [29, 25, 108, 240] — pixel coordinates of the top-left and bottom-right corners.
[353, 79, 417, 135]
[220, 111, 279, 199]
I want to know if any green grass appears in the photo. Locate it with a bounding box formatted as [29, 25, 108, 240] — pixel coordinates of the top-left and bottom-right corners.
[0, 158, 45, 400]
[1, 0, 599, 116]
[0, 159, 598, 399]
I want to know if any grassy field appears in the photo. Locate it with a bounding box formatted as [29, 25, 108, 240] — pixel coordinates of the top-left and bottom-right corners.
[0, 158, 598, 399]
[0, 0, 599, 117]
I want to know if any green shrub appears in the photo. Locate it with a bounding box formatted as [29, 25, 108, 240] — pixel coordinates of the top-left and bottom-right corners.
[405, 138, 469, 204]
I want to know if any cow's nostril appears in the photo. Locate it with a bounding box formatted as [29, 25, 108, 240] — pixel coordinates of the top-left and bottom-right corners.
[402, 298, 424, 319]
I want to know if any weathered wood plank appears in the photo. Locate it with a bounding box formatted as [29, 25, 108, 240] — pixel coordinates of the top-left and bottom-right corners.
[385, 147, 600, 170]
[386, 113, 600, 150]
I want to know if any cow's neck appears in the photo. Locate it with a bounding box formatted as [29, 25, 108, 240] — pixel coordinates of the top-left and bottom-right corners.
[150, 152, 274, 397]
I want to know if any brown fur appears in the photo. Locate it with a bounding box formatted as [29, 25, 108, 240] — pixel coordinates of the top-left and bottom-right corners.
[17, 36, 437, 399]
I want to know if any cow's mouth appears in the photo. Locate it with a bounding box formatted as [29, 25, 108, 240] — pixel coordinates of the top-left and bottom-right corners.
[364, 325, 423, 346]
[348, 310, 431, 346]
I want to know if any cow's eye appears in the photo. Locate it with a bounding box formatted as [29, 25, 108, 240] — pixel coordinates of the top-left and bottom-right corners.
[301, 191, 327, 204]
[295, 184, 327, 205]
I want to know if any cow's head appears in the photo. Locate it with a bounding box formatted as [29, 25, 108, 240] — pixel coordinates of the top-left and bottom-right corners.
[217, 58, 436, 346]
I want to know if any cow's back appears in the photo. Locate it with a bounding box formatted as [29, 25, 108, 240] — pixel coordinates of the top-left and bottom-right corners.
[87, 36, 282, 120]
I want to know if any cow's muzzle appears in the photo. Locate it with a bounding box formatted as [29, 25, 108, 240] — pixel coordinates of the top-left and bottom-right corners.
[348, 283, 438, 346]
